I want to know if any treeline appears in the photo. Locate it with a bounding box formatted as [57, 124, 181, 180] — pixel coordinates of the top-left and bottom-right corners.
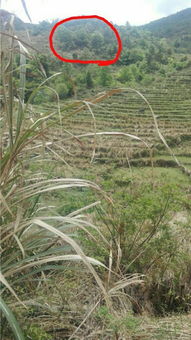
[28, 18, 191, 70]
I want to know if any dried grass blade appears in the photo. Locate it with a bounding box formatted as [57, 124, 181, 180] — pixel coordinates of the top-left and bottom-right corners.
[0, 190, 14, 217]
[21, 0, 32, 22]
[83, 101, 97, 163]
[5, 255, 107, 275]
[67, 201, 101, 217]
[108, 275, 144, 295]
[0, 273, 26, 307]
[16, 41, 27, 139]
[73, 131, 149, 149]
[31, 219, 111, 307]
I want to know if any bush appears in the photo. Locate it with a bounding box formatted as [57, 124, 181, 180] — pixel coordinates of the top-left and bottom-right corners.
[99, 68, 113, 86]
[86, 70, 94, 88]
[55, 82, 68, 99]
[117, 66, 133, 83]
[88, 173, 191, 315]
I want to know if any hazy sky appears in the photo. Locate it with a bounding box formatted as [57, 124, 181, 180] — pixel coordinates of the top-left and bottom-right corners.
[1, 0, 191, 25]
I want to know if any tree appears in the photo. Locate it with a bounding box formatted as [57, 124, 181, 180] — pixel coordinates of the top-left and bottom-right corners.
[125, 21, 131, 28]
[74, 30, 89, 49]
[91, 32, 104, 53]
[72, 53, 78, 59]
[119, 48, 144, 66]
[99, 68, 112, 87]
[56, 28, 75, 51]
[80, 47, 93, 61]
[86, 71, 94, 89]
[117, 67, 133, 83]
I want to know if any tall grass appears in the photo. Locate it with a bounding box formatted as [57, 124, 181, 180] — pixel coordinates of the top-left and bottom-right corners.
[0, 12, 109, 338]
[0, 10, 144, 339]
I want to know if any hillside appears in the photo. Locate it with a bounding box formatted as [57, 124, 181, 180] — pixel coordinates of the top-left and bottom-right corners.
[0, 9, 26, 29]
[140, 8, 191, 53]
[7, 7, 190, 104]
[141, 8, 191, 37]
[10, 7, 191, 56]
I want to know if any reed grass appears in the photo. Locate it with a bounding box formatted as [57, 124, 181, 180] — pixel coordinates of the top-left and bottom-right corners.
[0, 9, 144, 338]
[0, 11, 110, 338]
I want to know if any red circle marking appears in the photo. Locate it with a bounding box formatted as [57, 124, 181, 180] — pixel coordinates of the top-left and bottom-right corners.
[49, 15, 122, 66]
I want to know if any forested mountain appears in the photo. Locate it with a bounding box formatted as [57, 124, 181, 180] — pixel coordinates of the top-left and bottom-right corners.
[141, 8, 191, 53]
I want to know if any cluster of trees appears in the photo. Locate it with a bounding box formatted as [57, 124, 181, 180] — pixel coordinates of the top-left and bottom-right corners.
[19, 55, 114, 103]
[15, 8, 191, 57]
[22, 51, 191, 104]
[32, 20, 171, 61]
[53, 19, 118, 60]
[27, 14, 191, 57]
[29, 17, 191, 70]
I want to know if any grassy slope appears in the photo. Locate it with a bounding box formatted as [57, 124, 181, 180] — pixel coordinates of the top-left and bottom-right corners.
[23, 62, 191, 337]
[45, 66, 191, 170]
[2, 8, 190, 339]
[18, 11, 190, 336]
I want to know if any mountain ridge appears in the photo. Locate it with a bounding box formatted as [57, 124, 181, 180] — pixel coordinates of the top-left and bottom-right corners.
[1, 7, 191, 33]
[140, 7, 191, 37]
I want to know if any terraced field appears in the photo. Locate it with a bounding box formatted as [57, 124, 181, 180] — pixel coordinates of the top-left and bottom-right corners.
[44, 68, 191, 170]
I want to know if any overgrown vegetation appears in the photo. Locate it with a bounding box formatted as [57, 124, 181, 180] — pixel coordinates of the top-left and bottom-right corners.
[7, 8, 191, 103]
[0, 4, 191, 340]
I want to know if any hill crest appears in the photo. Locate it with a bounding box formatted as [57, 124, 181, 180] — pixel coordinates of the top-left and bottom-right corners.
[140, 8, 191, 37]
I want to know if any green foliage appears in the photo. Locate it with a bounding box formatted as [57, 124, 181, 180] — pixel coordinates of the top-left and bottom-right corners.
[85, 167, 191, 315]
[29, 20, 51, 36]
[99, 68, 113, 86]
[74, 30, 89, 49]
[120, 48, 144, 66]
[117, 66, 133, 83]
[91, 32, 104, 53]
[141, 8, 191, 53]
[117, 64, 145, 84]
[95, 306, 140, 334]
[0, 297, 25, 340]
[2, 8, 191, 338]
[55, 82, 68, 99]
[14, 11, 191, 95]
[86, 70, 94, 89]
[24, 325, 52, 340]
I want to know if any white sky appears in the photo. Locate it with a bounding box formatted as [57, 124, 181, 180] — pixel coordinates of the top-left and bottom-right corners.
[1, 0, 191, 25]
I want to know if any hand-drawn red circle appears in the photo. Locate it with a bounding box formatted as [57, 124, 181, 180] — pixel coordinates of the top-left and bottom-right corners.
[49, 15, 122, 66]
